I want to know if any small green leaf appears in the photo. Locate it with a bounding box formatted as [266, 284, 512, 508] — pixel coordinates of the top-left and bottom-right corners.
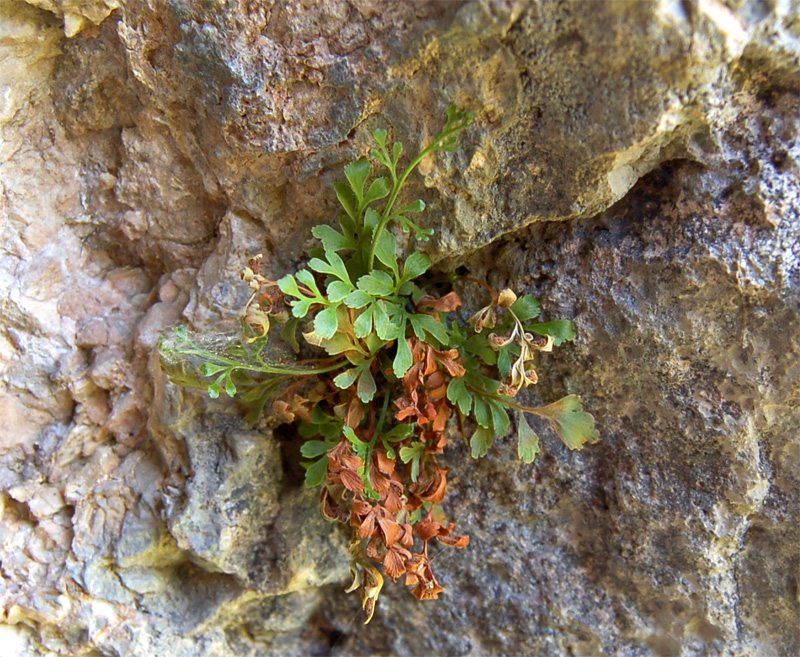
[537, 395, 599, 450]
[291, 298, 312, 318]
[413, 225, 435, 241]
[343, 289, 373, 308]
[242, 390, 270, 427]
[208, 380, 220, 399]
[488, 398, 511, 436]
[400, 442, 416, 463]
[393, 330, 413, 379]
[392, 141, 403, 165]
[333, 181, 358, 221]
[301, 441, 335, 458]
[304, 455, 329, 488]
[314, 304, 340, 340]
[353, 305, 374, 339]
[398, 280, 423, 299]
[333, 367, 361, 389]
[277, 274, 300, 297]
[338, 211, 357, 241]
[464, 334, 497, 365]
[440, 137, 460, 152]
[399, 441, 425, 482]
[371, 148, 391, 171]
[384, 424, 415, 442]
[343, 425, 368, 449]
[402, 252, 431, 281]
[295, 269, 322, 296]
[383, 301, 405, 322]
[470, 426, 494, 459]
[407, 314, 427, 340]
[393, 207, 432, 240]
[517, 413, 540, 464]
[299, 408, 344, 440]
[363, 207, 381, 238]
[398, 199, 425, 214]
[322, 424, 344, 441]
[497, 346, 512, 378]
[511, 295, 540, 321]
[344, 158, 370, 199]
[445, 103, 471, 129]
[474, 396, 491, 429]
[374, 230, 398, 277]
[408, 314, 448, 345]
[373, 128, 387, 147]
[199, 362, 228, 377]
[309, 252, 352, 285]
[363, 177, 390, 207]
[529, 320, 576, 346]
[448, 322, 465, 346]
[446, 377, 472, 415]
[374, 301, 401, 341]
[357, 367, 377, 403]
[311, 224, 354, 253]
[279, 273, 318, 315]
[224, 375, 237, 397]
[357, 271, 394, 297]
[364, 332, 383, 355]
[326, 280, 352, 302]
[280, 318, 301, 353]
[316, 332, 358, 356]
[297, 422, 320, 438]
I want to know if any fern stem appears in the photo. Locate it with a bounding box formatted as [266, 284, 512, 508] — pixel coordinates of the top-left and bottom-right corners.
[465, 385, 550, 418]
[178, 343, 343, 377]
[362, 385, 393, 497]
[367, 124, 467, 269]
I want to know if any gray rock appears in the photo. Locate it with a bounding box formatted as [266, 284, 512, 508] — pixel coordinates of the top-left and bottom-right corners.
[83, 561, 135, 605]
[2, 0, 799, 655]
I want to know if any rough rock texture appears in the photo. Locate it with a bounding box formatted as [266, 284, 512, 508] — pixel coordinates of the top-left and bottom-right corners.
[1, 0, 799, 655]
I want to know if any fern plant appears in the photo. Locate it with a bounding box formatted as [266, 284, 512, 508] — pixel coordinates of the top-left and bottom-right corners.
[159, 106, 599, 623]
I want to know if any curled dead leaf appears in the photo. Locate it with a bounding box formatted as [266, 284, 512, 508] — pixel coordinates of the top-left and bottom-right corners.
[417, 291, 462, 312]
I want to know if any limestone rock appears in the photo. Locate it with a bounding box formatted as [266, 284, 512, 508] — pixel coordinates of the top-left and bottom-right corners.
[1, 0, 799, 655]
[26, 0, 120, 37]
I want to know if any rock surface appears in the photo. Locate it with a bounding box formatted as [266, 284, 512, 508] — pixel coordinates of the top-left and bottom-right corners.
[1, 0, 799, 655]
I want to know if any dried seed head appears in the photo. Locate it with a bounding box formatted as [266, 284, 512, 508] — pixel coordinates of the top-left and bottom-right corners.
[361, 562, 384, 624]
[497, 288, 518, 308]
[243, 305, 270, 341]
[530, 334, 555, 352]
[488, 333, 514, 350]
[241, 254, 266, 290]
[248, 253, 263, 273]
[498, 383, 519, 397]
[468, 305, 496, 333]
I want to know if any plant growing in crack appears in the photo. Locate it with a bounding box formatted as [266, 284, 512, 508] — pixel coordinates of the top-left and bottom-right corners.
[159, 106, 599, 623]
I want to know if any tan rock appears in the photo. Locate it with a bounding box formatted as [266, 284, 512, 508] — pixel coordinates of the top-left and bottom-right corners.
[1, 0, 799, 655]
[24, 0, 120, 37]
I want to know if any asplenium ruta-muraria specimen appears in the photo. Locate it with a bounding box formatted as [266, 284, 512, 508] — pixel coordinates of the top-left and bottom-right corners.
[159, 106, 599, 623]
